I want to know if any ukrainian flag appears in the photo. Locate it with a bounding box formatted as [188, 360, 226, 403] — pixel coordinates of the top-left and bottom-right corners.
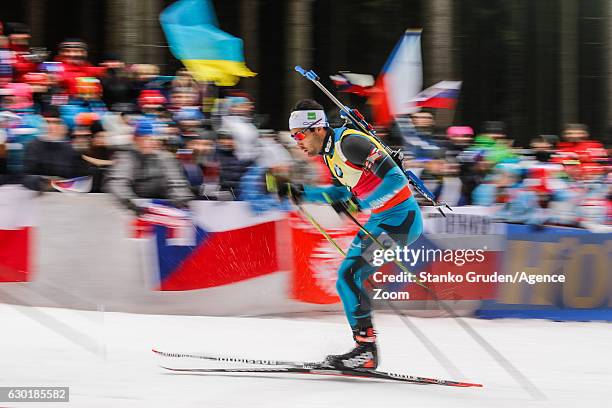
[160, 0, 256, 86]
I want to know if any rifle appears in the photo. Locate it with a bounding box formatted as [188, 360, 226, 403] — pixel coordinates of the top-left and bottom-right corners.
[294, 66, 453, 216]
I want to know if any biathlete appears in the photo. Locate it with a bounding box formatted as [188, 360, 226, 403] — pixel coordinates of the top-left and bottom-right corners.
[277, 99, 423, 370]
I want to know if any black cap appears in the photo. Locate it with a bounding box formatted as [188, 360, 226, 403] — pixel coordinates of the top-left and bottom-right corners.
[90, 120, 104, 134]
[102, 52, 122, 63]
[482, 121, 506, 134]
[5, 22, 30, 36]
[42, 105, 61, 118]
[59, 38, 87, 50]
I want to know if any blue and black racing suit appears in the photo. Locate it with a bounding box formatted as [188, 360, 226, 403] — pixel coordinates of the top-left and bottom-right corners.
[303, 127, 423, 328]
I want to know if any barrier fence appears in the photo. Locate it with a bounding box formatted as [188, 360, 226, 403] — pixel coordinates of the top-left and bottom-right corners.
[0, 186, 609, 320]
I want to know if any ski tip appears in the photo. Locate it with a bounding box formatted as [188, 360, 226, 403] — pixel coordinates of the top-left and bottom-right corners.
[459, 382, 484, 388]
[160, 365, 183, 371]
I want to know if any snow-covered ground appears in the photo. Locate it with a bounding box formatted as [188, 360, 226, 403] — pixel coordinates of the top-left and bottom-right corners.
[0, 304, 610, 408]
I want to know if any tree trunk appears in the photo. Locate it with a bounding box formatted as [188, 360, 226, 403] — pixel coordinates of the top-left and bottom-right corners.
[286, 0, 313, 121]
[422, 0, 455, 126]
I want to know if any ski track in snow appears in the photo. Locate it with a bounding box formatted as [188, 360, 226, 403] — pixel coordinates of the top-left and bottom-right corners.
[0, 304, 610, 408]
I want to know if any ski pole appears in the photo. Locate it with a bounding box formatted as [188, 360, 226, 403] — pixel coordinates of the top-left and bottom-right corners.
[295, 204, 347, 257]
[404, 170, 453, 217]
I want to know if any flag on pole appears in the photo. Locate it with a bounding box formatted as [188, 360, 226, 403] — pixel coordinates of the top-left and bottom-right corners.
[160, 0, 256, 86]
[329, 72, 374, 97]
[409, 81, 462, 109]
[368, 29, 423, 127]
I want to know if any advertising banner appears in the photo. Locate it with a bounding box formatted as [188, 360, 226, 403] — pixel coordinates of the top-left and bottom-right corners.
[477, 224, 612, 321]
[290, 205, 505, 304]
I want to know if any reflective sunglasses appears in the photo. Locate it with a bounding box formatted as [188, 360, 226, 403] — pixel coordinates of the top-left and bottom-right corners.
[291, 118, 322, 141]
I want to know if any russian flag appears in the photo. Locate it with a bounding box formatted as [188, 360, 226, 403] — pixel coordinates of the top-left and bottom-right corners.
[368, 30, 423, 127]
[160, 0, 255, 86]
[409, 81, 462, 110]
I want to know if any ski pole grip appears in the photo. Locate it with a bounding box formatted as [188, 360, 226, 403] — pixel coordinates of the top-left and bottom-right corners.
[295, 65, 307, 76]
[306, 70, 319, 81]
[294, 66, 319, 81]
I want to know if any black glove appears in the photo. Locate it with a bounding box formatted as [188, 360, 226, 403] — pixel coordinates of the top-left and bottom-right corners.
[277, 181, 304, 204]
[331, 198, 361, 216]
[266, 173, 304, 204]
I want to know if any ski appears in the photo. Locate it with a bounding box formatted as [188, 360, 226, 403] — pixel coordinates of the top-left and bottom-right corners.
[159, 365, 483, 387]
[152, 348, 321, 368]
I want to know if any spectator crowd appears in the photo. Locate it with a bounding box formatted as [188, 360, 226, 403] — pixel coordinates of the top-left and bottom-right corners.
[0, 21, 609, 230]
[395, 113, 611, 230]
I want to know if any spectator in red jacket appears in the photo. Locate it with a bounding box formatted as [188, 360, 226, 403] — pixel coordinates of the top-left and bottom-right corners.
[4, 22, 37, 82]
[54, 39, 105, 95]
[557, 123, 608, 165]
[0, 35, 14, 88]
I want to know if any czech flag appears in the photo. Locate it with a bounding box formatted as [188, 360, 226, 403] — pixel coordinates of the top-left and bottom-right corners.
[51, 176, 93, 194]
[329, 72, 374, 97]
[368, 29, 423, 127]
[160, 0, 256, 86]
[134, 202, 282, 291]
[409, 81, 462, 109]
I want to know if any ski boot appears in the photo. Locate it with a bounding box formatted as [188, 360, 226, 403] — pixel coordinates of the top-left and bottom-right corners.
[323, 325, 378, 370]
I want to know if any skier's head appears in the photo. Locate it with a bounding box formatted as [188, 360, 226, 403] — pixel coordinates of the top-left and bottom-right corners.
[289, 99, 329, 157]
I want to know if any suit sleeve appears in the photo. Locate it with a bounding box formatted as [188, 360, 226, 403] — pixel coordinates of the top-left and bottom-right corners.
[303, 184, 352, 204]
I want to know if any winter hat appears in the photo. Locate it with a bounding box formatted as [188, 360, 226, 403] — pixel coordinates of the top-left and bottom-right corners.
[59, 38, 87, 51]
[75, 112, 100, 127]
[4, 82, 33, 109]
[226, 96, 250, 109]
[134, 119, 156, 137]
[174, 107, 204, 122]
[138, 89, 166, 109]
[481, 121, 506, 135]
[447, 126, 474, 137]
[4, 22, 30, 36]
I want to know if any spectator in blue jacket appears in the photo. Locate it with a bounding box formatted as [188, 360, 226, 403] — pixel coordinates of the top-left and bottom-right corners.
[240, 138, 293, 214]
[59, 77, 106, 131]
[216, 130, 251, 199]
[2, 82, 45, 174]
